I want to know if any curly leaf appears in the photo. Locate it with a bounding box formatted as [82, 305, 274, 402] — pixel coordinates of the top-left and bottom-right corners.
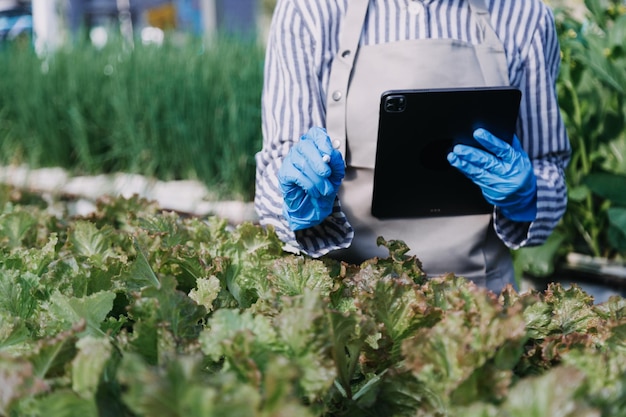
[266, 256, 335, 298]
[48, 291, 116, 337]
[28, 327, 80, 379]
[27, 391, 99, 417]
[0, 210, 37, 248]
[403, 277, 527, 407]
[199, 308, 276, 362]
[188, 276, 221, 312]
[117, 354, 219, 417]
[138, 276, 207, 342]
[68, 221, 116, 265]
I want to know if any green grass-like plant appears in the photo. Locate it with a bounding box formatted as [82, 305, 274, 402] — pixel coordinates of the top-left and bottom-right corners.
[0, 34, 264, 200]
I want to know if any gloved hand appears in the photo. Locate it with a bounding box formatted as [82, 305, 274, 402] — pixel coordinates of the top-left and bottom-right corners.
[447, 128, 537, 222]
[278, 127, 345, 231]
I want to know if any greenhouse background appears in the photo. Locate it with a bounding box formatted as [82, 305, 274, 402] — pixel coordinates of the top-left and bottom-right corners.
[3, 2, 626, 416]
[0, 0, 260, 51]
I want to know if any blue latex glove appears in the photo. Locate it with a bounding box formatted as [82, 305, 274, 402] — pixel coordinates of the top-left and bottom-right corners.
[447, 128, 537, 222]
[278, 127, 345, 231]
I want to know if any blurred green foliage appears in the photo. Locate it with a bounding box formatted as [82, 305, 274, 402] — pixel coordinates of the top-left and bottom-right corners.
[0, 34, 264, 200]
[516, 0, 626, 281]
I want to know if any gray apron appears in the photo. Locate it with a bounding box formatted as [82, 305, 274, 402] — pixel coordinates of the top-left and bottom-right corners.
[325, 0, 515, 291]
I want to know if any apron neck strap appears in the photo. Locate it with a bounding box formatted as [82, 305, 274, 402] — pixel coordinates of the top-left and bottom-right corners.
[325, 0, 503, 157]
[324, 0, 369, 159]
[467, 0, 501, 46]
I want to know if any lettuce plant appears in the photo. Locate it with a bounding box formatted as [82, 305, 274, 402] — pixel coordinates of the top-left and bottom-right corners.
[1, 188, 626, 416]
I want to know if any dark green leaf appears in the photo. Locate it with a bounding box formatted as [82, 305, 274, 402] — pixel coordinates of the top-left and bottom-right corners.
[607, 207, 626, 252]
[584, 173, 626, 206]
[515, 232, 567, 277]
[328, 310, 364, 399]
[568, 185, 591, 202]
[0, 313, 30, 352]
[138, 213, 188, 248]
[0, 270, 39, 319]
[142, 276, 207, 341]
[126, 238, 161, 290]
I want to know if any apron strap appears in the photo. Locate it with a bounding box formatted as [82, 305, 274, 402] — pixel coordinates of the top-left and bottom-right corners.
[467, 0, 510, 84]
[467, 0, 502, 47]
[325, 0, 369, 159]
[325, 0, 506, 156]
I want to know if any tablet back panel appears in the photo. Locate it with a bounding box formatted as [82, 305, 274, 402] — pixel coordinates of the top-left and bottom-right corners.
[371, 87, 521, 218]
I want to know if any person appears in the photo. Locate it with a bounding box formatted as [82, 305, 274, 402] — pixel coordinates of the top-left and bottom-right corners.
[254, 0, 571, 293]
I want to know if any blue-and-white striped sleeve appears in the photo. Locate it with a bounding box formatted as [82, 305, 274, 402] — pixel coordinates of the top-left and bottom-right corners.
[255, 0, 352, 257]
[256, 0, 571, 257]
[493, 3, 570, 248]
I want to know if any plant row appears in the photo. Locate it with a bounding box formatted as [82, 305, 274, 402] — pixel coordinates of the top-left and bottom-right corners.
[1, 188, 625, 417]
[0, 35, 264, 201]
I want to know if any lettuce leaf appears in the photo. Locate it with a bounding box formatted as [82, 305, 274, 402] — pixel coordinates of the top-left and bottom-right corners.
[45, 290, 116, 337]
[2, 194, 626, 416]
[402, 276, 527, 409]
[71, 336, 112, 399]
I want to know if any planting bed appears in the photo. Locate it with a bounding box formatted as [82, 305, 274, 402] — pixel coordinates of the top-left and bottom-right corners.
[1, 182, 625, 417]
[0, 164, 257, 223]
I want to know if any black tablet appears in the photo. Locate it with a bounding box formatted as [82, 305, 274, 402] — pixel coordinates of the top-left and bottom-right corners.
[371, 86, 522, 218]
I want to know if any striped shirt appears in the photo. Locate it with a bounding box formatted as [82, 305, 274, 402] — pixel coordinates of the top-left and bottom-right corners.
[255, 0, 571, 257]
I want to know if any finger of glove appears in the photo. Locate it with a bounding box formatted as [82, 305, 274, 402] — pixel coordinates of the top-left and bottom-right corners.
[280, 167, 331, 199]
[305, 126, 344, 173]
[473, 128, 516, 162]
[460, 134, 535, 190]
[291, 142, 335, 197]
[448, 152, 510, 205]
[448, 153, 532, 205]
[448, 150, 512, 197]
[295, 139, 332, 177]
[304, 126, 335, 156]
[455, 143, 527, 181]
[448, 145, 504, 180]
[302, 127, 344, 189]
[505, 136, 536, 190]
